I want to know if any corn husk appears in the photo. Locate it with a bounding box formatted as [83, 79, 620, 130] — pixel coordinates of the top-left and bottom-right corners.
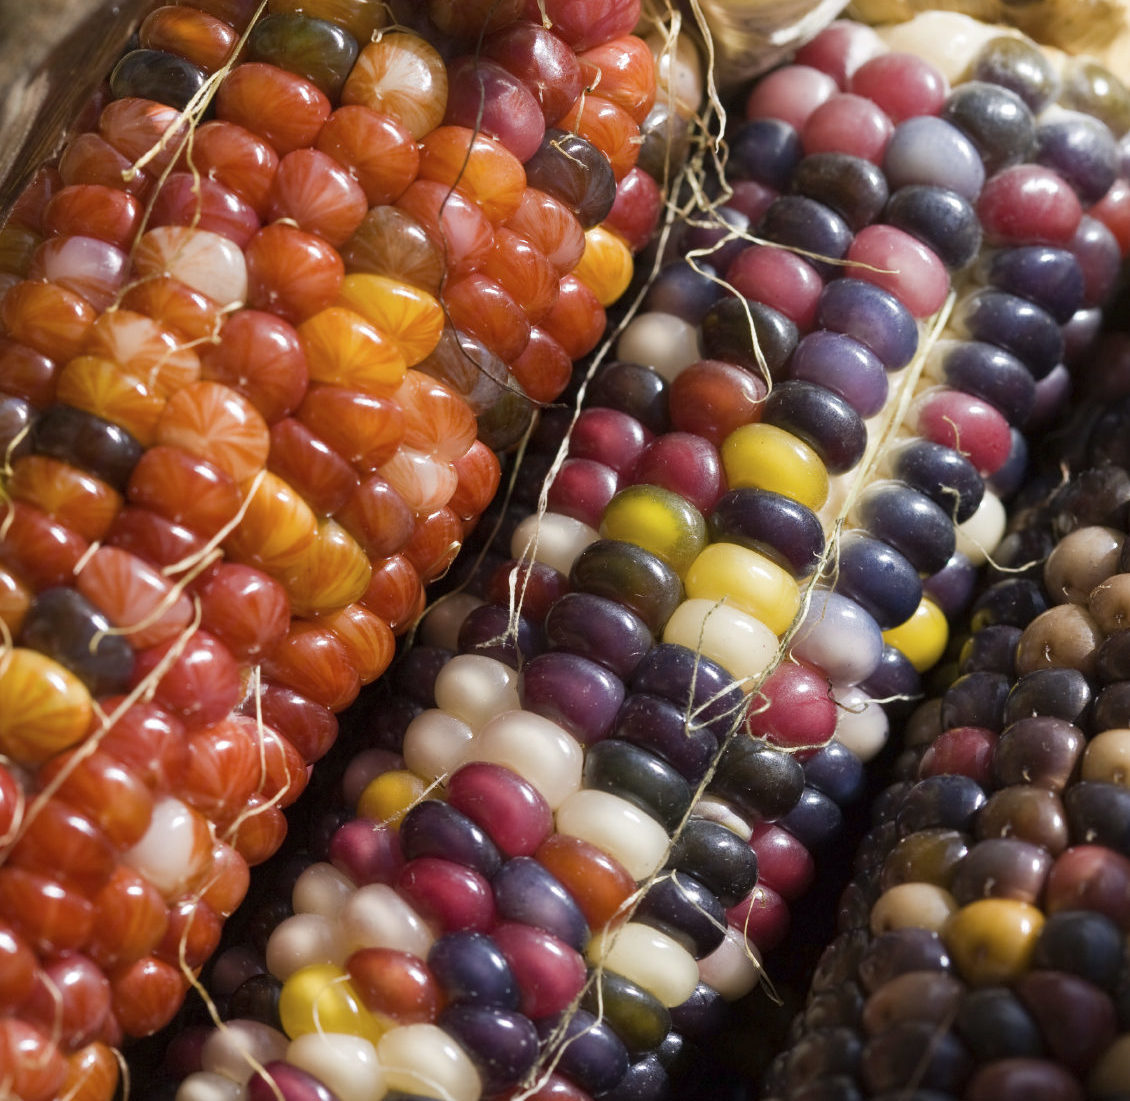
[0, 0, 155, 217]
[849, 0, 1130, 65]
[687, 0, 850, 88]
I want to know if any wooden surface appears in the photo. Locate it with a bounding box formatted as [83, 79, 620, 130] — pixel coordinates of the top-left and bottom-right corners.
[0, 0, 154, 218]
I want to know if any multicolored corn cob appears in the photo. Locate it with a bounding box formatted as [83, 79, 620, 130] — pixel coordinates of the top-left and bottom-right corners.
[0, 1, 677, 1096]
[762, 446, 1130, 1101]
[156, 12, 1130, 1101]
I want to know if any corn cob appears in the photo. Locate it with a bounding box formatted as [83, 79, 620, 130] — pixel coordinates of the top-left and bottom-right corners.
[761, 442, 1130, 1101]
[151, 13, 1130, 1101]
[0, 1, 672, 1095]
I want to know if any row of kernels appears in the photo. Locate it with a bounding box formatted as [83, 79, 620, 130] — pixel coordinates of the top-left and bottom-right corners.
[0, 3, 665, 1097]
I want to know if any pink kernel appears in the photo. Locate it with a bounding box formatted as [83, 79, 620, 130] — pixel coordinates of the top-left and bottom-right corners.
[546, 457, 620, 529]
[605, 167, 663, 253]
[446, 762, 553, 859]
[397, 857, 497, 934]
[130, 629, 241, 728]
[630, 431, 725, 515]
[801, 94, 894, 163]
[1091, 178, 1130, 256]
[329, 818, 405, 885]
[569, 407, 652, 474]
[793, 20, 887, 90]
[745, 65, 838, 130]
[915, 388, 1013, 476]
[847, 224, 950, 318]
[849, 52, 948, 122]
[748, 822, 816, 900]
[744, 660, 837, 759]
[521, 0, 641, 53]
[978, 165, 1083, 247]
[727, 884, 790, 952]
[918, 726, 998, 787]
[726, 180, 779, 224]
[492, 921, 587, 1019]
[726, 244, 824, 330]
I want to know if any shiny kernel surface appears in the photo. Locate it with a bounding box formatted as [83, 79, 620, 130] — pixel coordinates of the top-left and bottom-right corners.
[722, 423, 830, 511]
[357, 769, 430, 827]
[0, 648, 93, 765]
[942, 898, 1045, 986]
[600, 485, 708, 576]
[684, 542, 802, 636]
[882, 597, 950, 672]
[279, 963, 384, 1044]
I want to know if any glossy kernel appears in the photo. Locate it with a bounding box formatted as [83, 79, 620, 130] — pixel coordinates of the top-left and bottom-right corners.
[139, 6, 240, 72]
[267, 0, 388, 42]
[883, 597, 950, 673]
[317, 105, 419, 207]
[297, 384, 405, 473]
[128, 446, 241, 539]
[342, 32, 448, 140]
[418, 126, 526, 223]
[275, 519, 372, 617]
[224, 469, 319, 571]
[8, 454, 122, 542]
[572, 224, 634, 307]
[261, 620, 361, 711]
[0, 648, 92, 765]
[246, 223, 345, 325]
[132, 226, 248, 311]
[85, 309, 201, 397]
[51, 357, 150, 443]
[721, 423, 830, 511]
[267, 148, 369, 247]
[199, 309, 309, 425]
[600, 485, 708, 576]
[338, 274, 445, 368]
[280, 963, 384, 1044]
[156, 380, 270, 482]
[1, 279, 95, 362]
[684, 541, 802, 636]
[298, 306, 407, 393]
[357, 769, 430, 827]
[247, 12, 359, 99]
[216, 62, 332, 155]
[943, 898, 1045, 985]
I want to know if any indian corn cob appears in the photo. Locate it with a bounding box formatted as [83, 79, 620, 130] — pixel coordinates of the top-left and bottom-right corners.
[761, 445, 1130, 1100]
[0, 0, 679, 1096]
[158, 12, 1130, 1101]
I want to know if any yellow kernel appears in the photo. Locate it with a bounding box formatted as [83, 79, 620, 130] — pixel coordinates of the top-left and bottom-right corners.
[338, 274, 444, 367]
[279, 963, 385, 1044]
[600, 484, 707, 576]
[0, 648, 93, 766]
[357, 769, 430, 827]
[572, 225, 633, 307]
[721, 424, 829, 511]
[684, 542, 801, 637]
[298, 306, 407, 393]
[882, 597, 948, 673]
[943, 899, 1045, 986]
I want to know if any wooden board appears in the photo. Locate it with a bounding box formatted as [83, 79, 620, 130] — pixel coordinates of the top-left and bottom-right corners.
[0, 0, 155, 217]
